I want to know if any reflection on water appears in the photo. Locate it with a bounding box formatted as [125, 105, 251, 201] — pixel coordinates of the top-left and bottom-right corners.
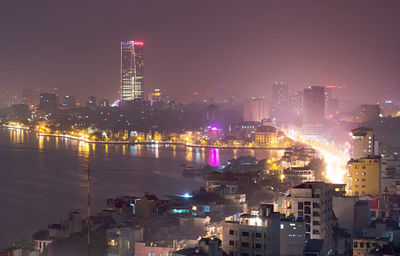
[249, 149, 255, 157]
[154, 144, 159, 159]
[38, 135, 44, 149]
[5, 128, 285, 168]
[209, 148, 220, 166]
[78, 141, 90, 156]
[185, 147, 193, 162]
[137, 144, 143, 157]
[195, 148, 201, 162]
[0, 128, 285, 248]
[130, 145, 137, 156]
[173, 145, 177, 158]
[10, 129, 25, 144]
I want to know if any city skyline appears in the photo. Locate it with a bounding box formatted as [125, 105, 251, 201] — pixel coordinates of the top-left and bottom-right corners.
[1, 1, 400, 255]
[0, 1, 400, 103]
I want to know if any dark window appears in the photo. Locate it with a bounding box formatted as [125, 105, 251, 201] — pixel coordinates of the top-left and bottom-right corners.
[255, 243, 262, 249]
[255, 233, 262, 238]
[229, 229, 234, 235]
[242, 231, 249, 236]
[229, 252, 234, 256]
[304, 201, 311, 205]
[242, 254, 249, 256]
[313, 220, 320, 226]
[306, 224, 310, 232]
[298, 202, 303, 209]
[241, 242, 249, 248]
[229, 240, 234, 246]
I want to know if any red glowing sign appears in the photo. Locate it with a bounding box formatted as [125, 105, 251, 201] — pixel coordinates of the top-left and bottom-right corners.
[134, 41, 144, 46]
[326, 84, 340, 88]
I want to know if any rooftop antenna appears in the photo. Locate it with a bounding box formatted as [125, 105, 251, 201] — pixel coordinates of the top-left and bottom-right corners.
[86, 152, 92, 256]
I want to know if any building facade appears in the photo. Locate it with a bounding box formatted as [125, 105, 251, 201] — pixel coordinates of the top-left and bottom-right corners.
[359, 104, 380, 123]
[254, 126, 277, 146]
[270, 81, 288, 120]
[243, 98, 269, 123]
[39, 93, 57, 112]
[121, 41, 144, 101]
[351, 127, 375, 159]
[302, 86, 325, 137]
[222, 204, 280, 256]
[106, 227, 135, 256]
[283, 182, 335, 254]
[348, 156, 381, 197]
[280, 218, 306, 256]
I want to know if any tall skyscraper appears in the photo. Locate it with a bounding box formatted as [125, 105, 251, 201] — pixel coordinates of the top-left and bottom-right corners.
[243, 97, 269, 122]
[21, 88, 34, 106]
[359, 104, 380, 123]
[63, 95, 76, 109]
[289, 91, 303, 116]
[39, 93, 57, 112]
[270, 81, 288, 120]
[303, 86, 325, 137]
[120, 41, 144, 101]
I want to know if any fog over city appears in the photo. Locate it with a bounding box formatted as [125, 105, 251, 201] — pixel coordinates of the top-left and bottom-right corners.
[1, 1, 400, 103]
[1, 1, 400, 256]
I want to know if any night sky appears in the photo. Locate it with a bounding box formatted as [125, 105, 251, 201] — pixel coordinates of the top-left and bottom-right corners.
[1, 0, 400, 103]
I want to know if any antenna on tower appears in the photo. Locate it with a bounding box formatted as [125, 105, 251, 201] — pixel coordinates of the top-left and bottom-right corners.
[86, 152, 92, 256]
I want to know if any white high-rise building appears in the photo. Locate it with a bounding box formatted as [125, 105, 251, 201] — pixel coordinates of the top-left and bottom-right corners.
[350, 127, 375, 159]
[283, 182, 336, 255]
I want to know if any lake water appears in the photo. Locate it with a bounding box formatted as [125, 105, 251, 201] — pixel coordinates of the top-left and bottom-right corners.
[0, 127, 283, 248]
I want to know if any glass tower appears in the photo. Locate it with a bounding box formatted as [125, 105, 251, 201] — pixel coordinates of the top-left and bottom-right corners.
[120, 41, 144, 101]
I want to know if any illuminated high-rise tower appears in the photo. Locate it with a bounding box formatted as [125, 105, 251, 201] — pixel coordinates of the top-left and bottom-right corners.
[120, 41, 144, 101]
[303, 86, 325, 137]
[270, 81, 288, 120]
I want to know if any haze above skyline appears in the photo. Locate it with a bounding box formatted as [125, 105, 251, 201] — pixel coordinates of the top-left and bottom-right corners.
[1, 0, 400, 103]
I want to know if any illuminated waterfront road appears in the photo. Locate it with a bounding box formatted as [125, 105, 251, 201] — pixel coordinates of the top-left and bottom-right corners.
[284, 129, 350, 184]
